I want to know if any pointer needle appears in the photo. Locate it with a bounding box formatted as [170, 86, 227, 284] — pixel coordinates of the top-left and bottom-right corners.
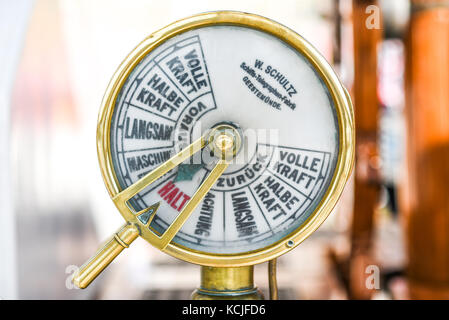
[113, 135, 207, 205]
[158, 159, 229, 249]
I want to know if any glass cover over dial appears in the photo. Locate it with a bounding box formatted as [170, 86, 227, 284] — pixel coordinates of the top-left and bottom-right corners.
[109, 25, 340, 255]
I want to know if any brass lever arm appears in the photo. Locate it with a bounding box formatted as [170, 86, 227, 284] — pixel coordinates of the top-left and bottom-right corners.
[73, 131, 232, 289]
[157, 159, 229, 249]
[72, 223, 140, 289]
[113, 136, 206, 205]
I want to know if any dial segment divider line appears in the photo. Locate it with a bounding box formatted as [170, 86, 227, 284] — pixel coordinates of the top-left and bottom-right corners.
[207, 144, 276, 193]
[157, 159, 229, 249]
[266, 168, 313, 201]
[222, 191, 226, 244]
[148, 36, 201, 78]
[118, 142, 175, 154]
[119, 37, 206, 136]
[125, 101, 178, 123]
[115, 35, 209, 190]
[116, 35, 217, 214]
[197, 168, 210, 187]
[258, 142, 331, 155]
[141, 172, 177, 198]
[153, 61, 192, 104]
[248, 186, 275, 234]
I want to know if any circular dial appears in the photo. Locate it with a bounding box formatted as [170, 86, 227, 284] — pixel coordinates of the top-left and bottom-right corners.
[109, 24, 340, 255]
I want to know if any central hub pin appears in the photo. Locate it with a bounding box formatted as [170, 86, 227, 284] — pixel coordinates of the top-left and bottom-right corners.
[207, 123, 242, 160]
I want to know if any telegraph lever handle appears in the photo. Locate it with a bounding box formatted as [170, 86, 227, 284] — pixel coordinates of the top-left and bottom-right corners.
[72, 223, 139, 289]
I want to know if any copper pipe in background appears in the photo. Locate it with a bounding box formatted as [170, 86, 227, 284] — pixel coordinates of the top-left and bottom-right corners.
[401, 0, 449, 299]
[348, 0, 382, 300]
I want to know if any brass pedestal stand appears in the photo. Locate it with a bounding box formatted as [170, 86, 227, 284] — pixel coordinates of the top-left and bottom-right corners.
[192, 266, 264, 300]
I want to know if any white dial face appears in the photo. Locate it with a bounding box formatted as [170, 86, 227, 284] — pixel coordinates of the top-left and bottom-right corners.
[110, 25, 339, 254]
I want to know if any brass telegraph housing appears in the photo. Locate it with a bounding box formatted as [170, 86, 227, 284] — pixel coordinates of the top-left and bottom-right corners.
[73, 11, 354, 299]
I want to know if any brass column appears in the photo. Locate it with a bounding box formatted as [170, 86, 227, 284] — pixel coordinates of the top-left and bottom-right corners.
[349, 0, 382, 300]
[192, 266, 264, 300]
[402, 0, 449, 299]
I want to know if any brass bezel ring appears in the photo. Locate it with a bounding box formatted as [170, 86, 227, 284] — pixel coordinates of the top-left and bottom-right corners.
[97, 11, 355, 267]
